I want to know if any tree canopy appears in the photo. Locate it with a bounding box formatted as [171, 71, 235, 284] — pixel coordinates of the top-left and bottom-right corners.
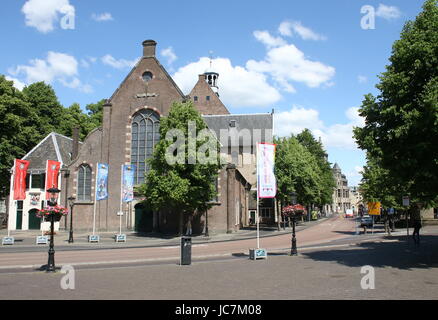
[136, 101, 222, 233]
[354, 0, 438, 208]
[275, 132, 334, 208]
[0, 76, 103, 197]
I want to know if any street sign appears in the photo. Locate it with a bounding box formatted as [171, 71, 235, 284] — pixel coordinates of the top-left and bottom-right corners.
[2, 237, 14, 245]
[249, 248, 267, 260]
[88, 235, 100, 243]
[367, 202, 381, 215]
[403, 196, 410, 207]
[36, 236, 48, 245]
[115, 234, 126, 242]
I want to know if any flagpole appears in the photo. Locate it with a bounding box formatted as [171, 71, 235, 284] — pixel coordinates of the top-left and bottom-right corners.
[92, 163, 98, 235]
[256, 143, 260, 249]
[120, 164, 122, 235]
[8, 162, 15, 238]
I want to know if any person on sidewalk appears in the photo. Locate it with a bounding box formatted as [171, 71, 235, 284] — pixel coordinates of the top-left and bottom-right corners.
[412, 218, 422, 245]
[185, 215, 193, 236]
[384, 211, 391, 236]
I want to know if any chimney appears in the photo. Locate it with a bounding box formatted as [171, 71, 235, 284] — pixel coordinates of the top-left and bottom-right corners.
[72, 127, 79, 159]
[142, 40, 157, 57]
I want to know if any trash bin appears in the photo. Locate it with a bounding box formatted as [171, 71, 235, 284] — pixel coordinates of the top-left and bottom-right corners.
[180, 236, 192, 265]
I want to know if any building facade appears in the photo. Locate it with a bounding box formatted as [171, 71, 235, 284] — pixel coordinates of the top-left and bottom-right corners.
[7, 40, 273, 235]
[332, 163, 351, 213]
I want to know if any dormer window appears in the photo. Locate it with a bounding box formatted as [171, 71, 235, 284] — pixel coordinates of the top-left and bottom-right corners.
[229, 120, 236, 127]
[194, 96, 198, 102]
[206, 96, 210, 101]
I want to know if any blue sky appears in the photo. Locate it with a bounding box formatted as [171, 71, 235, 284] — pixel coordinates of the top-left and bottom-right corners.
[1, 0, 426, 186]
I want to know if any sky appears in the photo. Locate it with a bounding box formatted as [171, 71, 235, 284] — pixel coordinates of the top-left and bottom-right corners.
[0, 0, 426, 186]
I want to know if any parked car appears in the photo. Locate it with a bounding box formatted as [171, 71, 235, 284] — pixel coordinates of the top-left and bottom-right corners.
[360, 215, 374, 228]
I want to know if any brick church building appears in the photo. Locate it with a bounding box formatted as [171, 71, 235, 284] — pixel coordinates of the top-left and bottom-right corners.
[7, 40, 274, 235]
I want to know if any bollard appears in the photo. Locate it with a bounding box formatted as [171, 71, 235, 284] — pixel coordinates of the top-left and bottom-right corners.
[180, 236, 192, 265]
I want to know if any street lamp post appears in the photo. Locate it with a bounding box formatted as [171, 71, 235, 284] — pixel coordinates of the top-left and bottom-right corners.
[68, 196, 75, 243]
[46, 187, 61, 272]
[290, 192, 298, 256]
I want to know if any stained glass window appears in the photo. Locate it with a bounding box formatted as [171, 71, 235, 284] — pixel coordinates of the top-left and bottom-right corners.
[131, 109, 160, 184]
[77, 164, 92, 201]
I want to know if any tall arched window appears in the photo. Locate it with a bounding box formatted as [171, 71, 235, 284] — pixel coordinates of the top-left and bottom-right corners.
[131, 109, 160, 184]
[77, 164, 92, 201]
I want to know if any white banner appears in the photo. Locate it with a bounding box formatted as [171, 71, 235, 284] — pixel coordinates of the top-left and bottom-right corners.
[257, 143, 277, 198]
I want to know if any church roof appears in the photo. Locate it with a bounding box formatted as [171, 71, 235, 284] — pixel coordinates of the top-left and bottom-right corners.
[202, 113, 273, 146]
[21, 133, 81, 172]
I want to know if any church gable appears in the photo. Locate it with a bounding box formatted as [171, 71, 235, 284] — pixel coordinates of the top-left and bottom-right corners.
[189, 74, 229, 115]
[108, 40, 185, 117]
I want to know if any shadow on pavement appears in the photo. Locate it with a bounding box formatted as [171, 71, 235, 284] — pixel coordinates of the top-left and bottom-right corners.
[301, 235, 438, 270]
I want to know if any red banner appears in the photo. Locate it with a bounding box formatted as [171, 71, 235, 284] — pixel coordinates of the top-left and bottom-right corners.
[45, 160, 61, 198]
[13, 159, 30, 200]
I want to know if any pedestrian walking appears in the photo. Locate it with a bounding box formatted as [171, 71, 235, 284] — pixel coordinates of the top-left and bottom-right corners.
[412, 218, 422, 245]
[185, 215, 193, 236]
[385, 218, 391, 236]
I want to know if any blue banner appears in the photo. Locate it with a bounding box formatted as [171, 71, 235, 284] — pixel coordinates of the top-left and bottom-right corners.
[122, 164, 135, 202]
[96, 163, 109, 201]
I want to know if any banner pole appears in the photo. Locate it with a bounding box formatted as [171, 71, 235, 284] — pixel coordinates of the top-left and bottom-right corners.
[120, 165, 122, 235]
[8, 162, 15, 238]
[92, 163, 98, 235]
[256, 143, 260, 249]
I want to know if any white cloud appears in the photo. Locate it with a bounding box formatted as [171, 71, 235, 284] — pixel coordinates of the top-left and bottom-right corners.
[8, 51, 92, 93]
[247, 40, 335, 91]
[91, 13, 113, 22]
[172, 57, 281, 108]
[22, 0, 74, 33]
[101, 54, 139, 70]
[376, 4, 401, 20]
[80, 57, 98, 68]
[278, 21, 327, 41]
[275, 106, 365, 150]
[161, 47, 177, 65]
[358, 75, 368, 84]
[345, 106, 365, 127]
[5, 76, 26, 91]
[253, 30, 287, 48]
[274, 106, 324, 136]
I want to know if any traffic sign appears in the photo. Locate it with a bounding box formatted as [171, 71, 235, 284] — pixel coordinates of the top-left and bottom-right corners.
[367, 202, 381, 215]
[402, 196, 409, 207]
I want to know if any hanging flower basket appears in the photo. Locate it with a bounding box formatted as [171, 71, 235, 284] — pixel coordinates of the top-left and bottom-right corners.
[282, 204, 307, 217]
[37, 205, 68, 222]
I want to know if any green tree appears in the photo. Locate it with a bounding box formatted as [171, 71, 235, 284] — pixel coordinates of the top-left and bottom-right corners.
[354, 0, 438, 215]
[58, 103, 97, 140]
[297, 129, 336, 207]
[136, 101, 222, 235]
[359, 155, 405, 209]
[22, 82, 64, 139]
[85, 99, 105, 130]
[274, 135, 321, 208]
[0, 76, 36, 196]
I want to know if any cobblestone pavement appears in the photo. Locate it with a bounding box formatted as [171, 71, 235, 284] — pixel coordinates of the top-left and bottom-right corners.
[0, 232, 437, 300]
[0, 214, 437, 300]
